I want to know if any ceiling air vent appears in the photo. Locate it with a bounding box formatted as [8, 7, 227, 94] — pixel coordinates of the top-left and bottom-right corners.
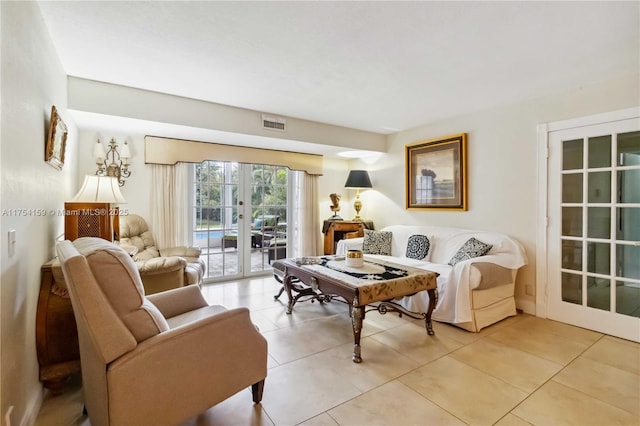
[262, 114, 286, 132]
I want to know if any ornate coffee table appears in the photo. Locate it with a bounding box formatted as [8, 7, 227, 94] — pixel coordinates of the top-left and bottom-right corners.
[273, 256, 438, 363]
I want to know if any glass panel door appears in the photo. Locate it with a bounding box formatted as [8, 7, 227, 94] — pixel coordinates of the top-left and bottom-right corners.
[193, 161, 241, 281]
[246, 164, 289, 274]
[548, 118, 640, 341]
[193, 161, 290, 281]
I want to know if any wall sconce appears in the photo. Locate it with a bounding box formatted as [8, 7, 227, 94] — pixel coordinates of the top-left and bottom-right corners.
[94, 138, 131, 186]
[344, 170, 372, 221]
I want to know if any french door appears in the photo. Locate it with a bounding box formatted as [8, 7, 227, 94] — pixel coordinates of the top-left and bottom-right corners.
[545, 109, 640, 341]
[193, 161, 289, 282]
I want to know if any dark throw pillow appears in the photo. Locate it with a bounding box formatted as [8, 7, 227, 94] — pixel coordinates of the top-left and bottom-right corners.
[448, 237, 493, 266]
[363, 230, 392, 255]
[406, 234, 430, 260]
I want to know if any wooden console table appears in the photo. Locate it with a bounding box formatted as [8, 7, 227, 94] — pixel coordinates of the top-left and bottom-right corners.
[36, 259, 80, 394]
[322, 220, 373, 255]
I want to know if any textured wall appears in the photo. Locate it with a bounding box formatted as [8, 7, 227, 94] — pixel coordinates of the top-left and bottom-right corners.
[0, 2, 77, 424]
[354, 73, 639, 314]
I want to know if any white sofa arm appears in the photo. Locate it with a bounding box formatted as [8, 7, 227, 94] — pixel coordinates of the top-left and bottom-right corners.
[336, 237, 364, 255]
[468, 262, 516, 290]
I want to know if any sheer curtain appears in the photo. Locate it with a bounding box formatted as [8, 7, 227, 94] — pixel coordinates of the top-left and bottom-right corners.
[290, 170, 319, 257]
[150, 163, 191, 248]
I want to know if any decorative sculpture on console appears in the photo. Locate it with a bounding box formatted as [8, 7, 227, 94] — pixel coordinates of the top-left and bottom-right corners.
[328, 193, 342, 221]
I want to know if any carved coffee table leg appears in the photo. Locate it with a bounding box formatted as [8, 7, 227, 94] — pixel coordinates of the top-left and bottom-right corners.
[273, 271, 285, 300]
[425, 288, 437, 335]
[284, 268, 295, 314]
[351, 295, 364, 363]
[273, 285, 285, 300]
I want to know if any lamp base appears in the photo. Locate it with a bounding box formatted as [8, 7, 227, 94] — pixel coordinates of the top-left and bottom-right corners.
[353, 197, 363, 221]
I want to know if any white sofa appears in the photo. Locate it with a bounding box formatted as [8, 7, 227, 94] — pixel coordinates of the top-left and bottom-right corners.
[336, 225, 528, 332]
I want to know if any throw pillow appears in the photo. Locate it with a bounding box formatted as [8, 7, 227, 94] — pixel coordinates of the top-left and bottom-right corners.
[406, 234, 430, 260]
[448, 237, 493, 266]
[363, 230, 392, 255]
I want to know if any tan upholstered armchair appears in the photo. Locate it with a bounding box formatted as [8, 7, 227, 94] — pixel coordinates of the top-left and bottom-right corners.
[56, 238, 267, 426]
[119, 214, 205, 294]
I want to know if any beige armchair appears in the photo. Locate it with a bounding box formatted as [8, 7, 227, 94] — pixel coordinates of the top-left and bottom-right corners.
[119, 214, 206, 294]
[56, 237, 267, 426]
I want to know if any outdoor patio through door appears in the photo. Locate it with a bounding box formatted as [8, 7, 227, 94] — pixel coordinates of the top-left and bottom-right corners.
[193, 161, 289, 281]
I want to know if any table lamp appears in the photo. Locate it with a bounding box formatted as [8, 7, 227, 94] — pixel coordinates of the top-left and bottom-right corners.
[344, 170, 372, 221]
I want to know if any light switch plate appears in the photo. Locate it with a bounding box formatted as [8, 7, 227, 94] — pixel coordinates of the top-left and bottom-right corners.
[8, 230, 16, 257]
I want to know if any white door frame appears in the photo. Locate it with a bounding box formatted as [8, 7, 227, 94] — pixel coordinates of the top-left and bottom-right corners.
[536, 106, 640, 332]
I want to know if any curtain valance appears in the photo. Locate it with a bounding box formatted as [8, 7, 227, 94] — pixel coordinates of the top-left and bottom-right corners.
[144, 136, 323, 175]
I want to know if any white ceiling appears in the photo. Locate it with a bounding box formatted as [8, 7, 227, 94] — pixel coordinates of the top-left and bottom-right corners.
[37, 1, 639, 148]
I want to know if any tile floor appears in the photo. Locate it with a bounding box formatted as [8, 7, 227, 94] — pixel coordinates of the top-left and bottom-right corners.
[35, 276, 640, 426]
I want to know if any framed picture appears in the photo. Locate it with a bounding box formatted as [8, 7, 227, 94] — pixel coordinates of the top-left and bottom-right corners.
[45, 105, 68, 170]
[405, 133, 467, 210]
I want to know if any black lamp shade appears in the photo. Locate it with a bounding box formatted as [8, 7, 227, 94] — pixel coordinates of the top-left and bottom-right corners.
[344, 170, 372, 188]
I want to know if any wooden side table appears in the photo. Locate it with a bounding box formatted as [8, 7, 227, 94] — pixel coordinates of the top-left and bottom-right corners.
[35, 259, 80, 394]
[322, 220, 374, 255]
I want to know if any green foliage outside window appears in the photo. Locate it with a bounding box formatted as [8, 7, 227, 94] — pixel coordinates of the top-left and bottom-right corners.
[194, 161, 288, 229]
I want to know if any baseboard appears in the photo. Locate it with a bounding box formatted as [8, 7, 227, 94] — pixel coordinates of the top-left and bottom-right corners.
[515, 298, 536, 315]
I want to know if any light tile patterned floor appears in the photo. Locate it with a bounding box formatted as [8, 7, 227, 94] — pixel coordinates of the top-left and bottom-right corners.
[35, 276, 640, 426]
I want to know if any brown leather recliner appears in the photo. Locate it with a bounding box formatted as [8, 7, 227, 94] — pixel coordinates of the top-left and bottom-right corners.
[56, 237, 267, 426]
[118, 214, 205, 294]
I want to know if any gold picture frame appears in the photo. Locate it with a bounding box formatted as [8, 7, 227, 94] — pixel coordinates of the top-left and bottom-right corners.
[45, 105, 68, 170]
[406, 133, 467, 210]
